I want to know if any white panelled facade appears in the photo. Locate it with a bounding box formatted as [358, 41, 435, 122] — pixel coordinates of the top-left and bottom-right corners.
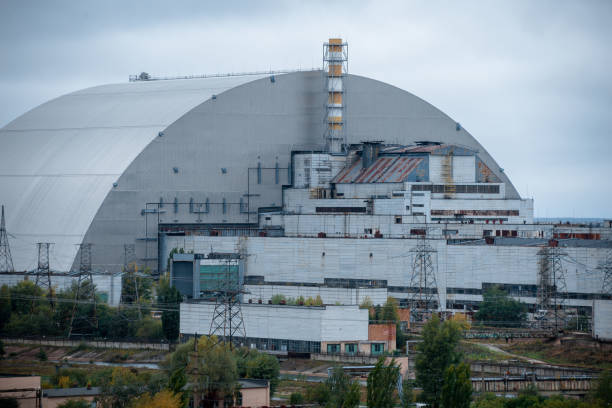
[180, 302, 368, 342]
[165, 235, 609, 310]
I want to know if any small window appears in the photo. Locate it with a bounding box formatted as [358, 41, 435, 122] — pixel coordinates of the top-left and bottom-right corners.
[371, 343, 384, 355]
[265, 216, 271, 221]
[406, 205, 410, 210]
[413, 204, 424, 207]
[395, 216, 402, 224]
[364, 228, 373, 234]
[327, 344, 341, 354]
[345, 343, 357, 355]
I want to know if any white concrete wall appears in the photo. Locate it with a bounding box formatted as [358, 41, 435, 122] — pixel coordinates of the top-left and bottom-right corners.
[180, 302, 368, 342]
[166, 235, 609, 311]
[593, 300, 612, 341]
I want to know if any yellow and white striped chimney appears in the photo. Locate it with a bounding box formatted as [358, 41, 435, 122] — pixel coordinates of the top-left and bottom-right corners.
[323, 38, 347, 154]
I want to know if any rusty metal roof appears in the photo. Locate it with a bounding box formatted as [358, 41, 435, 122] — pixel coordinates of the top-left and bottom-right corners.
[332, 156, 423, 184]
[383, 144, 476, 155]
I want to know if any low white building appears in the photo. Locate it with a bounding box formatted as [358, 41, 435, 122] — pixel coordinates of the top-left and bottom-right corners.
[180, 302, 370, 353]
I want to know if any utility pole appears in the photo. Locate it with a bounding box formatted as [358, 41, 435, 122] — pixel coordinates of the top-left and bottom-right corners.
[34, 242, 54, 307]
[0, 205, 14, 273]
[68, 243, 98, 337]
[408, 233, 439, 321]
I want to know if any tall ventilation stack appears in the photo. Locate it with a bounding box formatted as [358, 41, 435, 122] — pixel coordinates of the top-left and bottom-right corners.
[323, 38, 348, 154]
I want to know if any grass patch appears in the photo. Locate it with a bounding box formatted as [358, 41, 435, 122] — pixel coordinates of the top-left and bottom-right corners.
[505, 340, 612, 370]
[459, 341, 510, 362]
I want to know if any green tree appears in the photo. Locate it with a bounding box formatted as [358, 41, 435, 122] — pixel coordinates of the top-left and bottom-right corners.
[474, 286, 527, 327]
[97, 367, 148, 408]
[0, 285, 12, 330]
[381, 296, 399, 322]
[190, 336, 239, 408]
[589, 369, 612, 407]
[156, 276, 182, 341]
[290, 392, 305, 405]
[367, 357, 400, 408]
[440, 363, 472, 408]
[57, 400, 90, 408]
[415, 315, 462, 408]
[236, 348, 280, 396]
[306, 382, 330, 406]
[134, 317, 163, 340]
[401, 379, 414, 408]
[10, 280, 43, 314]
[121, 267, 153, 304]
[326, 366, 360, 408]
[472, 393, 505, 408]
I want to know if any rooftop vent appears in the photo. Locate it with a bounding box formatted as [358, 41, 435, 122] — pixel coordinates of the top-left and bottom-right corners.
[362, 141, 383, 169]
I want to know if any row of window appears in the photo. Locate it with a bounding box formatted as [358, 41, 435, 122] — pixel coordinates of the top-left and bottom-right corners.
[411, 184, 500, 194]
[326, 343, 384, 355]
[430, 209, 519, 216]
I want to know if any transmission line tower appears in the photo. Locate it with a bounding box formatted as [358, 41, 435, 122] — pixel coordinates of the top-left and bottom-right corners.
[0, 205, 14, 273]
[599, 250, 612, 296]
[408, 234, 439, 320]
[68, 243, 98, 337]
[121, 244, 142, 319]
[34, 242, 54, 307]
[209, 255, 246, 349]
[537, 242, 568, 332]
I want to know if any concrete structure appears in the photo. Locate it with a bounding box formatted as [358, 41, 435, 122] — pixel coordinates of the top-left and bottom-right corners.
[1, 66, 522, 275]
[43, 387, 100, 408]
[179, 302, 398, 354]
[593, 300, 612, 341]
[2, 39, 611, 335]
[0, 376, 41, 408]
[168, 235, 611, 312]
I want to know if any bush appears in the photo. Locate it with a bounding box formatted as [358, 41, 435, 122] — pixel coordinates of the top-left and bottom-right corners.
[290, 391, 305, 405]
[270, 294, 286, 305]
[36, 348, 47, 361]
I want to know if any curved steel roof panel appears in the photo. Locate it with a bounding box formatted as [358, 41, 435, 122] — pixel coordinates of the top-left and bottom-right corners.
[0, 75, 268, 271]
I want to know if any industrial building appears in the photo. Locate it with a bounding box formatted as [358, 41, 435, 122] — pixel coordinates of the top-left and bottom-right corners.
[1, 39, 610, 329]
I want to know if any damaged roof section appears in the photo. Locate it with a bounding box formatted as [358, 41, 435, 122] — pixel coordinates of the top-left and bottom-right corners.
[332, 156, 424, 184]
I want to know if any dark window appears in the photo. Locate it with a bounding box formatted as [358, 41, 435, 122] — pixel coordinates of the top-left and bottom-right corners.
[275, 162, 279, 184]
[257, 162, 262, 184]
[345, 343, 357, 355]
[327, 344, 340, 354]
[316, 207, 366, 213]
[395, 216, 402, 224]
[371, 343, 384, 355]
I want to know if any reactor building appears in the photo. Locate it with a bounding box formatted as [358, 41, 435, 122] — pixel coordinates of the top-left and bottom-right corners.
[0, 39, 610, 316]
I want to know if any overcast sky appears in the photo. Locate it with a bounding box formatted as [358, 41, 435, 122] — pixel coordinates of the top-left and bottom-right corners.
[1, 0, 610, 218]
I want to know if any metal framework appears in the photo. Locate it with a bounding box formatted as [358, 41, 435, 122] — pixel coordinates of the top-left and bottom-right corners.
[34, 242, 54, 307]
[120, 244, 142, 319]
[599, 250, 612, 296]
[208, 257, 246, 348]
[68, 243, 98, 337]
[408, 235, 439, 318]
[0, 205, 14, 273]
[323, 38, 348, 154]
[537, 243, 568, 332]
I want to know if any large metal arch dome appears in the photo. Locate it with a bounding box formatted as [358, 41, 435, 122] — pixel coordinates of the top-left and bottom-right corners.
[0, 70, 519, 273]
